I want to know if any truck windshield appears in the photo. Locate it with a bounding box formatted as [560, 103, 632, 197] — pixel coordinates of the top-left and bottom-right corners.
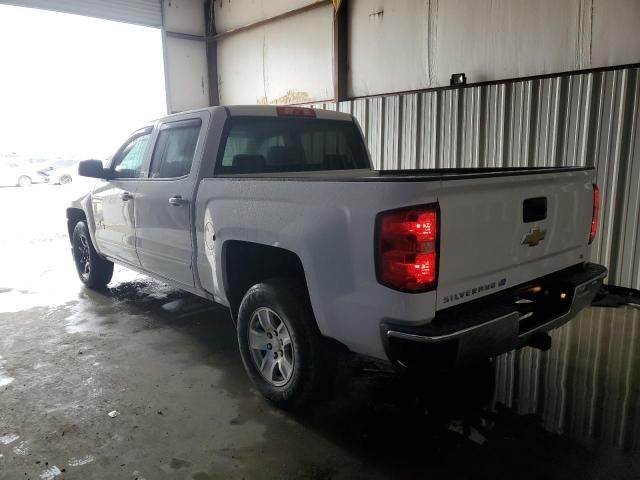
[216, 117, 370, 175]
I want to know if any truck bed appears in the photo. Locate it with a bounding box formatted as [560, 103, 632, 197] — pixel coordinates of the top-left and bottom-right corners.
[196, 165, 596, 360]
[215, 166, 592, 182]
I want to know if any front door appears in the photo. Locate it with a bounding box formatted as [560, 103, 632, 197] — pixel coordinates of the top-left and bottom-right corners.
[91, 129, 151, 266]
[134, 118, 202, 287]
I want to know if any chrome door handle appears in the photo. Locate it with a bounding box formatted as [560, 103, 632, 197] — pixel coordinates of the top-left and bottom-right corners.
[121, 192, 133, 201]
[169, 195, 189, 206]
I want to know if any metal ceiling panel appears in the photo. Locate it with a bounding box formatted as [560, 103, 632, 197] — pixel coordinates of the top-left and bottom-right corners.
[0, 0, 162, 27]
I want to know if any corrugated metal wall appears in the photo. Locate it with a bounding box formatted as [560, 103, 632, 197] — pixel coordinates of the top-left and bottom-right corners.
[315, 65, 640, 290]
[494, 305, 640, 451]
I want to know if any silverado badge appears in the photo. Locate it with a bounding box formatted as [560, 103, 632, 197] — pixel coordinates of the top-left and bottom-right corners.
[522, 226, 546, 247]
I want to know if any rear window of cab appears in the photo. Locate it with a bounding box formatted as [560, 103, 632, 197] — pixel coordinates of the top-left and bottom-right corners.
[215, 117, 369, 175]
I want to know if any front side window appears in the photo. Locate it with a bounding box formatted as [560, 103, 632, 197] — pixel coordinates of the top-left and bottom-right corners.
[112, 133, 151, 179]
[217, 117, 369, 175]
[149, 120, 201, 178]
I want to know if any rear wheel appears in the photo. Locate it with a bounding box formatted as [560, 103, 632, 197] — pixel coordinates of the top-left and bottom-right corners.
[72, 221, 113, 289]
[237, 278, 325, 409]
[17, 176, 32, 187]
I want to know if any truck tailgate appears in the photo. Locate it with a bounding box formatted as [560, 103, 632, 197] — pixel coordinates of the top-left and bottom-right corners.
[436, 168, 595, 310]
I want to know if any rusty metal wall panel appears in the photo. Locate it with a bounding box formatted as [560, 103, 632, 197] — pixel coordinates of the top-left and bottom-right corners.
[315, 65, 640, 290]
[347, 0, 640, 97]
[216, 3, 334, 105]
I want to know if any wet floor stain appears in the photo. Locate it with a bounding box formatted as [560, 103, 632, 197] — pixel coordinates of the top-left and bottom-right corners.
[39, 465, 62, 480]
[13, 440, 31, 456]
[4, 283, 640, 478]
[0, 355, 14, 387]
[0, 434, 19, 445]
[169, 457, 191, 469]
[67, 455, 95, 466]
[192, 473, 214, 480]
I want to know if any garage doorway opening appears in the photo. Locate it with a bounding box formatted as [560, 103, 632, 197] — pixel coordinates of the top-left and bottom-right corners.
[0, 3, 167, 308]
[0, 4, 166, 170]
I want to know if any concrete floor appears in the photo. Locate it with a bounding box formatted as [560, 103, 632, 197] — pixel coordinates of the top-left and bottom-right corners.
[1, 183, 640, 480]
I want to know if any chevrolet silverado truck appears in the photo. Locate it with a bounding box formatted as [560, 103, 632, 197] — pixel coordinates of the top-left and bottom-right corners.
[67, 105, 606, 408]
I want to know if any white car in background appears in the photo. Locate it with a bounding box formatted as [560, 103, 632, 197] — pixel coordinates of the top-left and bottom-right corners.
[0, 162, 47, 187]
[39, 159, 80, 185]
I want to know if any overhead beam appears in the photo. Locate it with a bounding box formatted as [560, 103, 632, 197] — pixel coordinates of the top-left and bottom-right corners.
[164, 31, 205, 41]
[333, 0, 348, 101]
[204, 0, 219, 105]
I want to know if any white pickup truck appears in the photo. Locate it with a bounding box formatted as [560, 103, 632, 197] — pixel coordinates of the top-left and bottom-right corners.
[67, 105, 606, 407]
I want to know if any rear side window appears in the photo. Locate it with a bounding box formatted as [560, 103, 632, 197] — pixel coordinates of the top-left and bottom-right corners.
[217, 117, 369, 175]
[149, 119, 201, 178]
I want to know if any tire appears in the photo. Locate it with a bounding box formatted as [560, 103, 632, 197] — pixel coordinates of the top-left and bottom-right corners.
[237, 278, 325, 409]
[17, 176, 32, 187]
[59, 175, 72, 185]
[72, 221, 114, 289]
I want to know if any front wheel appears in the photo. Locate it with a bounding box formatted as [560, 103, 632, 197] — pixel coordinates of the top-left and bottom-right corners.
[237, 278, 326, 409]
[59, 175, 72, 185]
[17, 176, 32, 187]
[72, 221, 114, 289]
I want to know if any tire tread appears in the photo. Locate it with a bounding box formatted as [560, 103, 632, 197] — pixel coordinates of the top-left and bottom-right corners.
[72, 221, 114, 289]
[237, 278, 325, 409]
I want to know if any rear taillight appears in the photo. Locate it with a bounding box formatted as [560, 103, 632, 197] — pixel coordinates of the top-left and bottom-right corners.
[376, 204, 439, 293]
[589, 184, 600, 244]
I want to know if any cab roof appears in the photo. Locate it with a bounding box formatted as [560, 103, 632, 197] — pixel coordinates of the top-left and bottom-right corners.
[157, 105, 353, 123]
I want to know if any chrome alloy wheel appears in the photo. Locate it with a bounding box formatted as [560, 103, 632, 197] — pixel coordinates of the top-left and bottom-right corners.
[248, 307, 294, 387]
[74, 234, 91, 281]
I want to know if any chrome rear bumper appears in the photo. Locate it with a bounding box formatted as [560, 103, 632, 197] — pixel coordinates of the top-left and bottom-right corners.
[382, 263, 607, 368]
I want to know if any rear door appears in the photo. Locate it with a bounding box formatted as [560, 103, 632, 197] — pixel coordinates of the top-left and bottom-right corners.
[134, 114, 206, 288]
[91, 129, 152, 265]
[436, 168, 595, 309]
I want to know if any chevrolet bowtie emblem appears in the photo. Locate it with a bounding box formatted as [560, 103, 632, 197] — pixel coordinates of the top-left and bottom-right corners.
[522, 227, 546, 247]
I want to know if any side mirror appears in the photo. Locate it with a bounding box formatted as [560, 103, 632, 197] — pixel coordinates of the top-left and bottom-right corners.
[78, 159, 109, 179]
